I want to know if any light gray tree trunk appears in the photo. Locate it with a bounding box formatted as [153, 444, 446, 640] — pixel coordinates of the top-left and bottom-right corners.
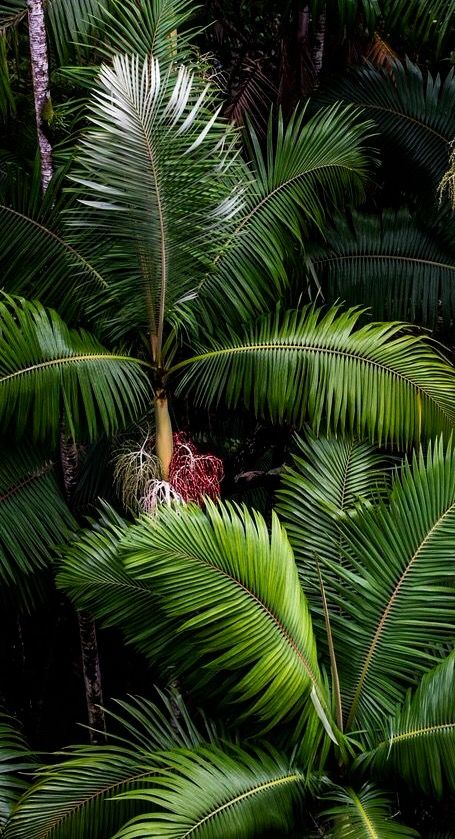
[311, 4, 326, 87]
[27, 0, 53, 191]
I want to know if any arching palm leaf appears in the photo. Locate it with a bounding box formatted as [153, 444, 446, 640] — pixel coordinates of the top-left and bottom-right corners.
[114, 745, 305, 839]
[173, 304, 455, 448]
[0, 445, 75, 606]
[0, 296, 150, 442]
[357, 652, 455, 798]
[332, 437, 455, 732]
[381, 0, 455, 54]
[310, 209, 455, 329]
[322, 783, 417, 838]
[119, 501, 330, 732]
[0, 715, 31, 835]
[316, 59, 455, 193]
[276, 431, 389, 599]
[197, 104, 373, 328]
[5, 693, 217, 839]
[68, 53, 245, 351]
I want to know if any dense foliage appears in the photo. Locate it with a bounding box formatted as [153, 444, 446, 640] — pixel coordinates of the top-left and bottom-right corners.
[1, 0, 455, 836]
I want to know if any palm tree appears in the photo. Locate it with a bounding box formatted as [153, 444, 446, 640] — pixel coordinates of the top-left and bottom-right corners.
[4, 432, 455, 836]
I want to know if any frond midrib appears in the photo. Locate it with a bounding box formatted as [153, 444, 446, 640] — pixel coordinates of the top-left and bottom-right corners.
[345, 497, 455, 729]
[0, 462, 54, 504]
[340, 100, 447, 143]
[311, 253, 455, 271]
[181, 772, 302, 837]
[0, 353, 149, 385]
[349, 788, 380, 839]
[377, 720, 455, 748]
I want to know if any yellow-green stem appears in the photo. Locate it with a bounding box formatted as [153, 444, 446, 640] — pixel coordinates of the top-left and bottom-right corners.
[155, 392, 173, 480]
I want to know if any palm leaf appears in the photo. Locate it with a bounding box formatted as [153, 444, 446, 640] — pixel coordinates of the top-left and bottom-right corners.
[0, 1, 26, 31]
[0, 165, 108, 317]
[0, 444, 75, 604]
[0, 715, 31, 834]
[332, 437, 455, 732]
[5, 693, 216, 839]
[57, 503, 194, 673]
[119, 501, 330, 732]
[46, 0, 104, 62]
[276, 431, 389, 598]
[114, 744, 305, 839]
[310, 209, 455, 329]
[68, 53, 245, 350]
[381, 0, 455, 54]
[197, 103, 373, 327]
[316, 59, 455, 193]
[0, 296, 150, 443]
[322, 783, 418, 838]
[173, 304, 455, 448]
[357, 652, 455, 798]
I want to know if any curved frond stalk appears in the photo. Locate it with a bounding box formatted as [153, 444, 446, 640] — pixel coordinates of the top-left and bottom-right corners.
[357, 652, 455, 798]
[322, 783, 418, 838]
[114, 745, 305, 839]
[309, 209, 455, 328]
[333, 437, 455, 731]
[5, 693, 217, 839]
[68, 53, 245, 349]
[316, 59, 455, 192]
[198, 103, 373, 327]
[0, 444, 75, 604]
[0, 715, 32, 833]
[0, 296, 150, 443]
[120, 501, 330, 732]
[173, 304, 455, 448]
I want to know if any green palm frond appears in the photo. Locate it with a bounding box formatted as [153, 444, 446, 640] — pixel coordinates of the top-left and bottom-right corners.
[198, 104, 373, 327]
[0, 1, 26, 31]
[120, 501, 330, 732]
[333, 437, 455, 732]
[0, 445, 75, 601]
[316, 59, 455, 192]
[0, 166, 108, 317]
[357, 652, 455, 798]
[46, 0, 104, 62]
[310, 209, 455, 329]
[322, 783, 418, 838]
[173, 304, 455, 448]
[0, 296, 150, 443]
[5, 693, 216, 839]
[68, 53, 245, 350]
[57, 504, 194, 673]
[276, 431, 389, 597]
[0, 715, 31, 834]
[381, 0, 455, 53]
[114, 745, 305, 839]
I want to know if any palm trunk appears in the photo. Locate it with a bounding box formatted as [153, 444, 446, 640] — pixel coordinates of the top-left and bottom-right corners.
[311, 4, 326, 87]
[60, 433, 106, 743]
[154, 392, 174, 480]
[27, 0, 53, 191]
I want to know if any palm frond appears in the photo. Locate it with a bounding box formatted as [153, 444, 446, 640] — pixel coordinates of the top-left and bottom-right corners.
[114, 744, 305, 839]
[332, 436, 455, 732]
[0, 444, 75, 605]
[381, 0, 455, 54]
[0, 715, 31, 834]
[316, 59, 455, 193]
[276, 431, 389, 597]
[0, 1, 26, 32]
[0, 296, 150, 443]
[68, 53, 245, 350]
[310, 209, 455, 329]
[57, 503, 193, 673]
[197, 103, 373, 328]
[5, 693, 217, 839]
[173, 304, 455, 448]
[322, 783, 418, 838]
[357, 652, 455, 798]
[46, 0, 104, 62]
[120, 501, 330, 732]
[0, 165, 108, 317]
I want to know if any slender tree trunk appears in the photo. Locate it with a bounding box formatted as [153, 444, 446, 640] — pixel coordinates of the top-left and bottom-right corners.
[60, 433, 107, 743]
[311, 4, 326, 87]
[27, 0, 53, 191]
[155, 392, 174, 480]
